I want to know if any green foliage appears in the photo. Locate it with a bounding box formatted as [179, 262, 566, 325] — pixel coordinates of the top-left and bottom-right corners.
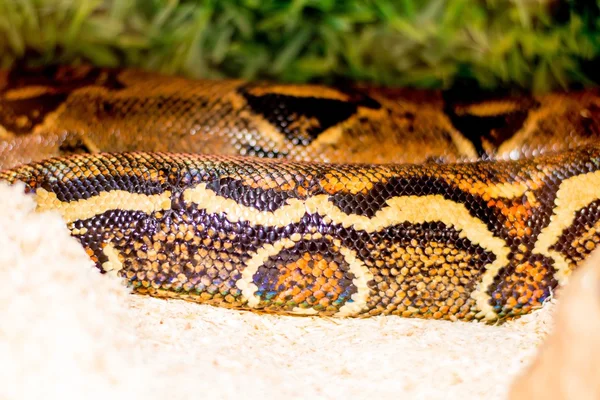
[0, 0, 598, 91]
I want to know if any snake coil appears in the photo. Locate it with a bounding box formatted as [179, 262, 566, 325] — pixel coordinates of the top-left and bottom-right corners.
[0, 65, 599, 322]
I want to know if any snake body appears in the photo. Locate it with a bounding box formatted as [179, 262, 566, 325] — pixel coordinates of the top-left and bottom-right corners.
[1, 65, 600, 322]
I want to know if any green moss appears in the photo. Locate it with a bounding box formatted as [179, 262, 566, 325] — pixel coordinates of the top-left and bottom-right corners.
[0, 0, 598, 91]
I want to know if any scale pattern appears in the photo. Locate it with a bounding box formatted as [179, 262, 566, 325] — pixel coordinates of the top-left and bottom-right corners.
[1, 65, 600, 322]
[2, 148, 600, 322]
[0, 65, 599, 169]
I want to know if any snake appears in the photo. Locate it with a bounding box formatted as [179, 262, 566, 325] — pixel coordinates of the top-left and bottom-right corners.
[0, 65, 599, 322]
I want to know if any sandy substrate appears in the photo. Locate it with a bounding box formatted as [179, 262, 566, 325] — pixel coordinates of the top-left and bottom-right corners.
[0, 182, 556, 399]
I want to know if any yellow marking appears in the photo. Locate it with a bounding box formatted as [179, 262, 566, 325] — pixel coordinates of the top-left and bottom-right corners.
[245, 84, 349, 101]
[0, 124, 9, 139]
[77, 134, 102, 153]
[291, 307, 319, 315]
[304, 106, 389, 150]
[28, 101, 70, 137]
[236, 237, 374, 316]
[186, 184, 509, 320]
[319, 167, 396, 195]
[336, 246, 374, 317]
[455, 101, 520, 117]
[101, 243, 123, 277]
[525, 191, 538, 206]
[460, 180, 534, 200]
[184, 183, 307, 228]
[35, 188, 172, 224]
[446, 128, 479, 160]
[14, 115, 30, 129]
[4, 86, 53, 100]
[71, 227, 89, 235]
[483, 181, 530, 199]
[534, 170, 600, 284]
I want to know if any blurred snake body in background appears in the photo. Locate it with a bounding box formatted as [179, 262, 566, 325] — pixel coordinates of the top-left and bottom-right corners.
[1, 65, 600, 322]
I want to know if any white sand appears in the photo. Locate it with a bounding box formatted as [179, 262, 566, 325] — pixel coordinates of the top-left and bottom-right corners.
[0, 183, 554, 399]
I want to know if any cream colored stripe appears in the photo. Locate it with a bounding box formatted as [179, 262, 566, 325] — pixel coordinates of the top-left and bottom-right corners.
[35, 188, 172, 224]
[336, 246, 374, 317]
[186, 183, 509, 320]
[446, 128, 479, 160]
[237, 238, 296, 308]
[101, 243, 124, 278]
[533, 170, 600, 284]
[4, 86, 54, 100]
[236, 237, 374, 316]
[183, 183, 308, 228]
[246, 84, 349, 100]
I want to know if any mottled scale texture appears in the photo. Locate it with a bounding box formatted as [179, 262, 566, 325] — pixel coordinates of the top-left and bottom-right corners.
[1, 148, 600, 322]
[0, 65, 600, 170]
[1, 65, 600, 322]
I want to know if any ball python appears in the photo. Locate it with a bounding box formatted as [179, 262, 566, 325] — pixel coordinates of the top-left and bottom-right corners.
[1, 65, 599, 322]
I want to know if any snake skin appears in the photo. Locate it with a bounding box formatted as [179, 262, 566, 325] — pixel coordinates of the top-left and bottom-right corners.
[1, 65, 600, 322]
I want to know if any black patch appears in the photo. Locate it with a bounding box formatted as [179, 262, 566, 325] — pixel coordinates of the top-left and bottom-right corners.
[443, 87, 540, 157]
[581, 57, 600, 86]
[0, 92, 69, 135]
[205, 177, 299, 212]
[551, 198, 600, 264]
[572, 102, 600, 138]
[238, 84, 381, 145]
[42, 173, 166, 203]
[73, 209, 151, 270]
[2, 65, 125, 93]
[20, 162, 167, 202]
[0, 65, 125, 135]
[446, 110, 530, 156]
[58, 134, 95, 155]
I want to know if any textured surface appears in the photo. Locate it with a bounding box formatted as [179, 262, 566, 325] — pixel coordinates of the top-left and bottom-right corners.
[1, 65, 600, 322]
[2, 147, 600, 322]
[0, 65, 599, 170]
[0, 181, 554, 400]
